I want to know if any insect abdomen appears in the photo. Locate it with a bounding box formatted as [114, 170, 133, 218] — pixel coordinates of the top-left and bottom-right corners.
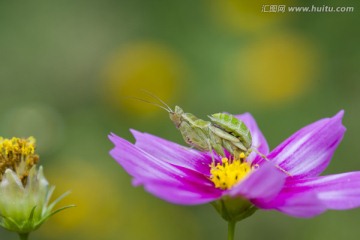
[209, 113, 252, 149]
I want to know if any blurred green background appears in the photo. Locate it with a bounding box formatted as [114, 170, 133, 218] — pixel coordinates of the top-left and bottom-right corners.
[0, 0, 359, 239]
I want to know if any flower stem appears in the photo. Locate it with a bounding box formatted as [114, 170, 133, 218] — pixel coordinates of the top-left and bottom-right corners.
[228, 221, 236, 240]
[18, 233, 29, 240]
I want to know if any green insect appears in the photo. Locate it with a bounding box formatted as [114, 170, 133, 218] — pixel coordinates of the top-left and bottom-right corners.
[169, 106, 290, 175]
[135, 91, 253, 159]
[169, 105, 251, 158]
[209, 113, 252, 155]
[134, 91, 291, 176]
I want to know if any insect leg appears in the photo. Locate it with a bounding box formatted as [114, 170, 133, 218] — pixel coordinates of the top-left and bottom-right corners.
[209, 125, 240, 143]
[251, 148, 292, 176]
[203, 129, 226, 164]
[206, 138, 215, 163]
[222, 140, 249, 161]
[231, 141, 248, 152]
[222, 139, 235, 155]
[209, 113, 252, 149]
[191, 126, 217, 163]
[207, 128, 225, 157]
[178, 122, 209, 151]
[188, 120, 226, 157]
[209, 124, 252, 158]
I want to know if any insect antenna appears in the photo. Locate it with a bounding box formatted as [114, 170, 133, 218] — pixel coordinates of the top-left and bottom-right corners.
[140, 89, 173, 112]
[126, 96, 172, 113]
[251, 148, 292, 177]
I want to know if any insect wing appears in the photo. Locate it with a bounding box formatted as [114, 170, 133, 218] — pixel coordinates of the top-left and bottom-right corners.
[209, 113, 252, 149]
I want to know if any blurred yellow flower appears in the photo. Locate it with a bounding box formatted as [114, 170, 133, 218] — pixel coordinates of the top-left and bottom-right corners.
[39, 160, 123, 239]
[102, 41, 186, 116]
[224, 32, 319, 106]
[40, 160, 200, 240]
[209, 0, 293, 33]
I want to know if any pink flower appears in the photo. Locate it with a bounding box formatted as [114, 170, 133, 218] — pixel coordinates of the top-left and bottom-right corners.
[109, 110, 360, 218]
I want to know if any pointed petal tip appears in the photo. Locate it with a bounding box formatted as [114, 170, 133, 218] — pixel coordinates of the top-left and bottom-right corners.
[268, 109, 347, 178]
[130, 129, 144, 141]
[333, 110, 346, 132]
[129, 128, 141, 135]
[335, 109, 345, 118]
[108, 132, 129, 146]
[108, 132, 117, 141]
[235, 112, 252, 119]
[332, 110, 345, 123]
[242, 112, 252, 117]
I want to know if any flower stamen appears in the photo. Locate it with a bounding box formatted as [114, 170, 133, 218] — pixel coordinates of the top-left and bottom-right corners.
[0, 137, 39, 185]
[210, 156, 251, 190]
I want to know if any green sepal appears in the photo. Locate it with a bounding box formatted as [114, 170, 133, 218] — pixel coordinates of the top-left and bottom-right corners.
[36, 204, 76, 227]
[211, 196, 258, 223]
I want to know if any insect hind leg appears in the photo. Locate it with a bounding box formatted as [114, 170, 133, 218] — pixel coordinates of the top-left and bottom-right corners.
[206, 139, 216, 164]
[251, 148, 292, 176]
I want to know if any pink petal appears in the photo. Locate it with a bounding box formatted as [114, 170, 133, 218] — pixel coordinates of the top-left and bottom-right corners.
[131, 130, 213, 175]
[263, 191, 326, 218]
[144, 179, 222, 205]
[227, 162, 286, 202]
[256, 171, 360, 218]
[267, 110, 346, 178]
[254, 178, 326, 218]
[109, 133, 221, 204]
[294, 172, 360, 210]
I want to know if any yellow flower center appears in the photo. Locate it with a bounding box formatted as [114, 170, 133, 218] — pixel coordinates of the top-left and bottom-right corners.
[210, 156, 251, 190]
[0, 137, 39, 185]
